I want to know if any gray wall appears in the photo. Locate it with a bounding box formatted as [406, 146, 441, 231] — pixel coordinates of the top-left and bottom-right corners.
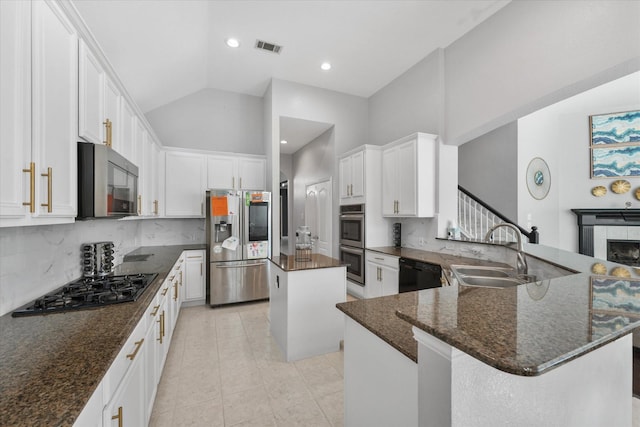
[458, 122, 518, 221]
[444, 0, 640, 145]
[146, 88, 264, 153]
[368, 49, 444, 145]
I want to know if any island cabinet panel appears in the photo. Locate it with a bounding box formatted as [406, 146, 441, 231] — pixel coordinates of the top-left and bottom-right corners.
[343, 316, 418, 427]
[269, 257, 346, 362]
[364, 251, 399, 298]
[381, 133, 436, 217]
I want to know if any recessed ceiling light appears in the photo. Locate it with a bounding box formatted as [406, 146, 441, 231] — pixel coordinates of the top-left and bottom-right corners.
[280, 140, 288, 144]
[320, 62, 332, 71]
[226, 38, 240, 48]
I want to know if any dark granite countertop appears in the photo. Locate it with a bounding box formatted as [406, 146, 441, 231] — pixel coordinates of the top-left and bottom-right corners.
[338, 245, 640, 375]
[0, 244, 205, 427]
[270, 254, 345, 272]
[337, 247, 510, 363]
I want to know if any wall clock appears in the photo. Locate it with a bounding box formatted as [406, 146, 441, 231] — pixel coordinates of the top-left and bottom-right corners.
[526, 157, 551, 200]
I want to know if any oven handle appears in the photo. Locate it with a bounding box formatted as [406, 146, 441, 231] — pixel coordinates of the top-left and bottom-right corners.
[340, 246, 364, 256]
[340, 214, 364, 220]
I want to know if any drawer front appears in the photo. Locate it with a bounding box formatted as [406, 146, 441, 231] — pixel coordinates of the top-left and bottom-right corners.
[365, 251, 399, 269]
[103, 313, 146, 398]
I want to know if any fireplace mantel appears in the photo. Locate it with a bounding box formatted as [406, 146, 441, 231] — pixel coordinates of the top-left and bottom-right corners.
[571, 209, 640, 256]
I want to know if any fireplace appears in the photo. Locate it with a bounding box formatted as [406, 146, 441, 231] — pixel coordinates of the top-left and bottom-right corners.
[571, 209, 640, 257]
[607, 239, 640, 266]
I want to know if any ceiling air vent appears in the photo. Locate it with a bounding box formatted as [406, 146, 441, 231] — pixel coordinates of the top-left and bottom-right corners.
[255, 39, 282, 54]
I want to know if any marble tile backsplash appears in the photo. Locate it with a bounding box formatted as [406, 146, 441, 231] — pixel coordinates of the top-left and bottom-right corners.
[0, 218, 206, 316]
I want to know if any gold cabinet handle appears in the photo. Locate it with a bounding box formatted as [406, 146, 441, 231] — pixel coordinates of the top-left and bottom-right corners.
[111, 406, 123, 427]
[22, 162, 35, 213]
[200, 263, 202, 275]
[150, 305, 160, 316]
[40, 167, 52, 212]
[137, 195, 142, 215]
[126, 338, 144, 360]
[232, 177, 235, 189]
[161, 287, 168, 296]
[168, 275, 175, 281]
[173, 281, 178, 300]
[153, 199, 158, 215]
[103, 118, 112, 147]
[162, 311, 165, 337]
[157, 311, 165, 343]
[179, 270, 183, 286]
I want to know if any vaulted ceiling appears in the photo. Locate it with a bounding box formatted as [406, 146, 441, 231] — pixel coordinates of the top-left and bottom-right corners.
[73, 0, 510, 114]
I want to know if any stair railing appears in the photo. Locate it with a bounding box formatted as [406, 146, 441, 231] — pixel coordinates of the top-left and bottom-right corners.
[457, 186, 539, 244]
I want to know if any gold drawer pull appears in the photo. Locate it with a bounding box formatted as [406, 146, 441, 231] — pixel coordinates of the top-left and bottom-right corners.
[126, 339, 144, 361]
[111, 406, 122, 427]
[41, 167, 52, 212]
[103, 118, 112, 147]
[161, 287, 168, 296]
[22, 162, 35, 213]
[150, 305, 160, 316]
[173, 282, 178, 300]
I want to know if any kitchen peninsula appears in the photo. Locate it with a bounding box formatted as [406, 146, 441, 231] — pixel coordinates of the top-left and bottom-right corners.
[269, 254, 346, 361]
[338, 242, 640, 427]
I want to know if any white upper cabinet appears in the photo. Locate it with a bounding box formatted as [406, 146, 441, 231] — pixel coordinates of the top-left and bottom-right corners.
[339, 150, 365, 204]
[165, 151, 206, 217]
[382, 133, 437, 217]
[78, 39, 104, 144]
[104, 76, 121, 151]
[0, 0, 31, 220]
[119, 98, 136, 164]
[31, 0, 78, 220]
[207, 155, 266, 190]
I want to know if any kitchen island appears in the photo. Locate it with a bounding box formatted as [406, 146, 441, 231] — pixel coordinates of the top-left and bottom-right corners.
[269, 254, 346, 361]
[338, 242, 640, 427]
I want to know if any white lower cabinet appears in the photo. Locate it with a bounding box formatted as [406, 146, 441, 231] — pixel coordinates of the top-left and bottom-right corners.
[183, 250, 206, 303]
[74, 251, 189, 426]
[364, 251, 399, 298]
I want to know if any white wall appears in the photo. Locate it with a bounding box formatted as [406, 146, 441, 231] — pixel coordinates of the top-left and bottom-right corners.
[368, 49, 444, 146]
[518, 71, 640, 252]
[291, 128, 335, 254]
[445, 0, 640, 146]
[146, 88, 264, 153]
[269, 79, 369, 257]
[458, 122, 518, 220]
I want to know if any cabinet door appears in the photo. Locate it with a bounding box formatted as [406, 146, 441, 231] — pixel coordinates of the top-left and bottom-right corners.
[269, 267, 288, 350]
[339, 156, 351, 200]
[150, 142, 160, 215]
[136, 120, 151, 215]
[104, 76, 120, 152]
[207, 155, 236, 189]
[238, 157, 265, 190]
[397, 141, 417, 216]
[32, 0, 78, 218]
[165, 152, 205, 216]
[380, 264, 399, 296]
[350, 151, 365, 198]
[0, 0, 31, 218]
[184, 250, 205, 302]
[364, 261, 382, 299]
[78, 39, 104, 144]
[119, 98, 136, 161]
[381, 148, 397, 216]
[156, 285, 171, 371]
[103, 341, 145, 427]
[143, 310, 158, 425]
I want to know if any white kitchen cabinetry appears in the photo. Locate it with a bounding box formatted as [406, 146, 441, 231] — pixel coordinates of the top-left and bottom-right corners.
[339, 150, 364, 203]
[78, 39, 104, 145]
[165, 151, 206, 217]
[167, 255, 184, 337]
[364, 251, 399, 298]
[207, 155, 266, 190]
[382, 133, 437, 217]
[136, 120, 158, 216]
[73, 380, 103, 427]
[119, 98, 136, 164]
[104, 76, 121, 152]
[183, 250, 206, 304]
[0, 0, 78, 227]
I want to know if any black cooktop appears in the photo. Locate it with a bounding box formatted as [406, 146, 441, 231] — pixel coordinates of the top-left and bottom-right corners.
[12, 273, 158, 317]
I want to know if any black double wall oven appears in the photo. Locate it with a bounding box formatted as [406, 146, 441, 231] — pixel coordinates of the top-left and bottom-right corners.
[339, 204, 365, 285]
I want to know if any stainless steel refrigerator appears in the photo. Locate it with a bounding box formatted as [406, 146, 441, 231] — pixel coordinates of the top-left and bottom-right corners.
[206, 189, 271, 306]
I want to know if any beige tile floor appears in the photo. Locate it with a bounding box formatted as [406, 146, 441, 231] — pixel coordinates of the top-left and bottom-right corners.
[150, 301, 344, 427]
[151, 301, 640, 427]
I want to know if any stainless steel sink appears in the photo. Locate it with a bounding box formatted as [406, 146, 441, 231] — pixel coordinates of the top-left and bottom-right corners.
[457, 276, 524, 288]
[450, 264, 532, 289]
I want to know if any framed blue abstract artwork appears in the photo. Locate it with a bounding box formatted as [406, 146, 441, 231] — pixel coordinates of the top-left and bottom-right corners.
[589, 110, 640, 178]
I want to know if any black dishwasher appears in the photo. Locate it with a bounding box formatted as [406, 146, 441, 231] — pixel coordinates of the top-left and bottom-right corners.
[399, 258, 442, 293]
